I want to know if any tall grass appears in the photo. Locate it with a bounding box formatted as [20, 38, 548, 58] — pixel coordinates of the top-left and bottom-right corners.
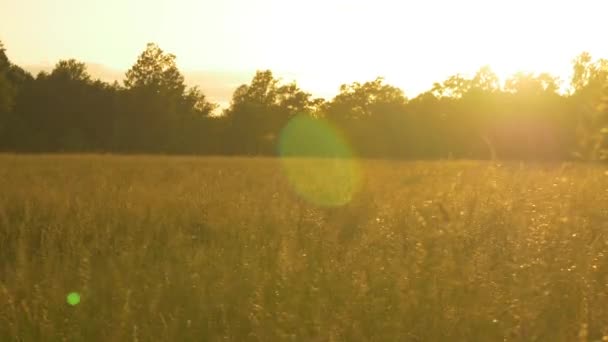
[1, 154, 608, 341]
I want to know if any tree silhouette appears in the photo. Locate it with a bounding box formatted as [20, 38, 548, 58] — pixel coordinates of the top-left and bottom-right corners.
[0, 42, 13, 115]
[224, 70, 321, 155]
[125, 43, 184, 95]
[8, 60, 118, 151]
[505, 72, 560, 95]
[0, 42, 33, 150]
[432, 74, 471, 99]
[0, 43, 14, 146]
[569, 52, 608, 160]
[471, 66, 500, 93]
[118, 43, 216, 152]
[0, 40, 607, 161]
[322, 77, 408, 158]
[0, 72, 11, 115]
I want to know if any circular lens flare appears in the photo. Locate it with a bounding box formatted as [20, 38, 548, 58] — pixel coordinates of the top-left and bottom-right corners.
[66, 292, 81, 306]
[279, 115, 361, 206]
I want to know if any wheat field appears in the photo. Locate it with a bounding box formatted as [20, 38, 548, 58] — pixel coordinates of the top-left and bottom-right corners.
[1, 154, 608, 341]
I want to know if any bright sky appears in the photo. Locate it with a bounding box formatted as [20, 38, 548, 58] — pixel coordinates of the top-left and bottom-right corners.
[2, 0, 608, 101]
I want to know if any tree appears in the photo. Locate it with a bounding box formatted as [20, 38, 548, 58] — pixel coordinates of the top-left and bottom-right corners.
[50, 59, 91, 83]
[595, 80, 608, 160]
[9, 59, 119, 151]
[0, 41, 9, 71]
[2, 38, 608, 161]
[0, 41, 33, 98]
[229, 70, 278, 108]
[571, 52, 595, 93]
[431, 66, 499, 99]
[569, 52, 608, 160]
[0, 43, 13, 137]
[183, 86, 218, 117]
[505, 72, 560, 95]
[125, 43, 185, 96]
[324, 77, 407, 120]
[470, 66, 500, 93]
[0, 42, 33, 150]
[322, 77, 408, 158]
[431, 74, 471, 98]
[0, 73, 11, 113]
[224, 70, 320, 155]
[118, 43, 215, 152]
[0, 69, 13, 147]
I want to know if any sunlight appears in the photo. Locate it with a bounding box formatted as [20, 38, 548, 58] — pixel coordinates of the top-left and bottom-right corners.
[3, 0, 607, 99]
[3, 0, 608, 339]
[251, 0, 607, 97]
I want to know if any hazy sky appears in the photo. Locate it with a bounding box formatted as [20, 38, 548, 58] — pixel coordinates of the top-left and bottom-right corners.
[2, 0, 608, 102]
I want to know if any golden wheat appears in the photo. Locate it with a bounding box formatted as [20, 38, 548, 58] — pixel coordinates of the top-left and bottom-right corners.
[1, 154, 608, 341]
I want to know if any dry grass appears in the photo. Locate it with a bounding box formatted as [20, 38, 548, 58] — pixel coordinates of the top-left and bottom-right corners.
[1, 154, 608, 341]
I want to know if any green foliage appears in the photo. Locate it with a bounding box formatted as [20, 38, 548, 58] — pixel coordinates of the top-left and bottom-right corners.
[505, 72, 560, 95]
[325, 77, 407, 119]
[0, 42, 13, 125]
[321, 78, 409, 158]
[598, 83, 608, 159]
[51, 59, 91, 83]
[471, 65, 500, 93]
[125, 43, 185, 96]
[432, 74, 468, 98]
[0, 42, 32, 150]
[1, 156, 608, 341]
[0, 71, 13, 115]
[117, 43, 217, 152]
[0, 41, 9, 69]
[8, 60, 116, 151]
[569, 52, 608, 160]
[224, 70, 321, 155]
[0, 73, 13, 147]
[1, 40, 608, 161]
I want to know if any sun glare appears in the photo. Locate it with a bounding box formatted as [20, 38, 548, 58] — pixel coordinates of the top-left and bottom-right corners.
[1, 0, 607, 98]
[252, 0, 606, 98]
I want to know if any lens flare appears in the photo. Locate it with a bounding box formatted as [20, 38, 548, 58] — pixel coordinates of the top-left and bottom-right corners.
[279, 115, 361, 206]
[66, 292, 81, 306]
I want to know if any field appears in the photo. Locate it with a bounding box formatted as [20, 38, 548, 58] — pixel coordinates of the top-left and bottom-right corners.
[1, 154, 608, 341]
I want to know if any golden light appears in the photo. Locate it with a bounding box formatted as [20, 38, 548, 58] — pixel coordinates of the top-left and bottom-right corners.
[2, 0, 608, 99]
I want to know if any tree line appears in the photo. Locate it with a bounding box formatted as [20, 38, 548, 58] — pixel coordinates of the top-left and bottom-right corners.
[0, 41, 607, 160]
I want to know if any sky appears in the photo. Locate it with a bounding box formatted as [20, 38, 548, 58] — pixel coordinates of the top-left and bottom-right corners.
[2, 0, 608, 104]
